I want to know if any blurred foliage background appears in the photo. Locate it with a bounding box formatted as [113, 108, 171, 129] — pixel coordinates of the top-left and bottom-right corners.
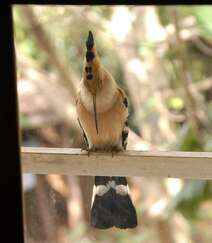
[13, 5, 212, 243]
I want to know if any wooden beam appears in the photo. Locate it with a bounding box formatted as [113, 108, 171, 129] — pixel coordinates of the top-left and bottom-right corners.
[21, 147, 212, 179]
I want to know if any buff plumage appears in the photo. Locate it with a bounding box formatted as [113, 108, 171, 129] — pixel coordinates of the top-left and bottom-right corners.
[76, 31, 137, 229]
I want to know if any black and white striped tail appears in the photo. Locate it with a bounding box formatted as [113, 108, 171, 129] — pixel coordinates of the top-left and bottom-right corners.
[91, 176, 137, 229]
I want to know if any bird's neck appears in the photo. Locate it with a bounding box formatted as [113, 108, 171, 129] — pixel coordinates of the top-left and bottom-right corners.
[80, 69, 117, 114]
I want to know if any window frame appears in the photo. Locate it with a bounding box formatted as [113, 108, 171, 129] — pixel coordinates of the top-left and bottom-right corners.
[3, 2, 210, 242]
[0, 3, 24, 243]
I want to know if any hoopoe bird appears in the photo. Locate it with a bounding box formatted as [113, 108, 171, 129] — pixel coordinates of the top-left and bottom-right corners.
[76, 31, 137, 229]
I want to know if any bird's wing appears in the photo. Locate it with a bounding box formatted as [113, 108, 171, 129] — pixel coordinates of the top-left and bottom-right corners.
[77, 117, 89, 149]
[121, 122, 129, 150]
[76, 98, 89, 149]
[117, 88, 129, 150]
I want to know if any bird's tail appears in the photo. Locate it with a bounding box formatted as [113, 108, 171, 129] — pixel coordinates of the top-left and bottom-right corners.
[91, 176, 137, 229]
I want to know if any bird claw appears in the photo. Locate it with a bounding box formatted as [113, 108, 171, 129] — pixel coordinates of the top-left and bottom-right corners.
[81, 147, 85, 153]
[111, 146, 123, 157]
[81, 146, 123, 157]
[81, 147, 98, 156]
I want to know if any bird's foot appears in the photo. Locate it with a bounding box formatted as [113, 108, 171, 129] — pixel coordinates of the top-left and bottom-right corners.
[81, 147, 98, 156]
[81, 146, 123, 157]
[111, 146, 124, 158]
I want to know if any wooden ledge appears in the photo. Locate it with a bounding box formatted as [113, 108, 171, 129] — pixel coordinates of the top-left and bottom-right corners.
[21, 147, 212, 179]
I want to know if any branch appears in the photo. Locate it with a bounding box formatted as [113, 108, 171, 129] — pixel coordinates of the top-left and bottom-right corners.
[170, 8, 207, 134]
[18, 6, 77, 101]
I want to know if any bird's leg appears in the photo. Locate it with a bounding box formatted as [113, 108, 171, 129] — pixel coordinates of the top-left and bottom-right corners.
[111, 145, 124, 157]
[81, 146, 98, 156]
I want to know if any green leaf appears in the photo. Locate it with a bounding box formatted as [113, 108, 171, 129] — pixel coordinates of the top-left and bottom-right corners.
[192, 6, 212, 37]
[174, 123, 203, 151]
[167, 96, 184, 111]
[166, 180, 212, 220]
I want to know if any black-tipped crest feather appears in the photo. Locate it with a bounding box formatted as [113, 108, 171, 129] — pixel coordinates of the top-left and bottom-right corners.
[86, 30, 94, 50]
[86, 31, 95, 62]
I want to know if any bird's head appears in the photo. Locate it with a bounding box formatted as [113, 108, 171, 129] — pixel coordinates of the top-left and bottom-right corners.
[83, 31, 103, 95]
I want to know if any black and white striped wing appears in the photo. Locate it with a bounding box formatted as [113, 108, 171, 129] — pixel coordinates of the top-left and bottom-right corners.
[121, 95, 129, 150]
[121, 121, 129, 150]
[77, 117, 89, 149]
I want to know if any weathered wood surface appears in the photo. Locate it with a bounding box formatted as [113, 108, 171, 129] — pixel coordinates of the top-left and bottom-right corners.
[21, 147, 212, 179]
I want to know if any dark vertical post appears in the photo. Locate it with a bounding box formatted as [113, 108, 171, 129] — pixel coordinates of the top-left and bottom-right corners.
[0, 4, 24, 243]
